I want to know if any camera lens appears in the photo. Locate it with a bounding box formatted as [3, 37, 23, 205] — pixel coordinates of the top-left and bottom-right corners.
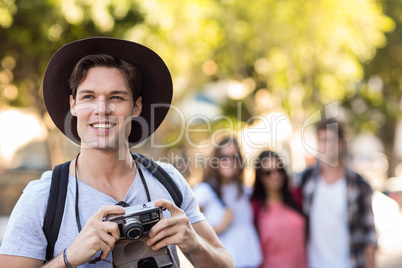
[123, 218, 143, 240]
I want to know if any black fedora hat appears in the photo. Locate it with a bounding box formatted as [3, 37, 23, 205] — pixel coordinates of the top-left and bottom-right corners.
[43, 37, 173, 147]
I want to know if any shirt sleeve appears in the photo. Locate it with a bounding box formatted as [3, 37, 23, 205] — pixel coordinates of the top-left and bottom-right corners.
[0, 171, 52, 260]
[156, 162, 205, 224]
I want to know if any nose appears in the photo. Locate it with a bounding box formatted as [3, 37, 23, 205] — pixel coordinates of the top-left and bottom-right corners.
[95, 100, 112, 115]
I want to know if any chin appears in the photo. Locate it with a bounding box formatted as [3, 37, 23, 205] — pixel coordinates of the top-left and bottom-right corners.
[322, 156, 339, 166]
[94, 145, 118, 151]
[81, 138, 120, 150]
[267, 185, 281, 192]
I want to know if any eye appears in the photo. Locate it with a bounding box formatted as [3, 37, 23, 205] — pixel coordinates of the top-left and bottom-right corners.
[111, 96, 124, 100]
[82, 95, 94, 99]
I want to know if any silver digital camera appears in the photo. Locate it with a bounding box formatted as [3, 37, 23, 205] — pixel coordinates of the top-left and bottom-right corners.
[105, 202, 163, 240]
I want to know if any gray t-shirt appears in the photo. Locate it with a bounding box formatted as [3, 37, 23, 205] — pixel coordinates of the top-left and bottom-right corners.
[0, 162, 205, 267]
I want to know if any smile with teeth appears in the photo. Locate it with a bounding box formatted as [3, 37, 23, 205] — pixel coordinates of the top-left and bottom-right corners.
[91, 123, 115, 129]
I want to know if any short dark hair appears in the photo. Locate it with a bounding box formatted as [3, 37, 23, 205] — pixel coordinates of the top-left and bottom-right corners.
[69, 54, 142, 100]
[315, 118, 345, 141]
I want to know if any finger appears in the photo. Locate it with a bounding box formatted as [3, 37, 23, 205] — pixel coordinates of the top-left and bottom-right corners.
[99, 241, 113, 260]
[148, 217, 177, 238]
[149, 236, 176, 251]
[92, 205, 126, 221]
[98, 229, 118, 251]
[147, 224, 177, 246]
[101, 221, 121, 241]
[154, 199, 184, 216]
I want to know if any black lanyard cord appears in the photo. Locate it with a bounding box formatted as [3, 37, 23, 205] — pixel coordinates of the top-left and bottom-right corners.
[132, 155, 152, 203]
[74, 154, 151, 233]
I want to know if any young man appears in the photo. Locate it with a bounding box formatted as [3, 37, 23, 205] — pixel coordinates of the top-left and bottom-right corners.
[0, 38, 233, 268]
[301, 118, 377, 268]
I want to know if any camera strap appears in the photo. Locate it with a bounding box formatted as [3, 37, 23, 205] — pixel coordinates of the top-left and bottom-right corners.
[73, 154, 152, 233]
[133, 155, 152, 203]
[72, 154, 155, 265]
[131, 153, 183, 208]
[44, 153, 183, 262]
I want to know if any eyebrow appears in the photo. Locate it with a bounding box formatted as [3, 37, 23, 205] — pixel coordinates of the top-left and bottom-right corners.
[76, 89, 94, 95]
[77, 89, 130, 95]
[110, 90, 130, 95]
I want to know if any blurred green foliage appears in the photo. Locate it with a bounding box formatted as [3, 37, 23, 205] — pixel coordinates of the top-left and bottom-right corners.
[0, 0, 401, 174]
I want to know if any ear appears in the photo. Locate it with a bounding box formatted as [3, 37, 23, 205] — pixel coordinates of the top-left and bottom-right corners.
[70, 95, 77, 116]
[132, 96, 142, 116]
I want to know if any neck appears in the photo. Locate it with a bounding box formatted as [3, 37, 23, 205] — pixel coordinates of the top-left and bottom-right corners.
[266, 189, 282, 204]
[76, 148, 135, 184]
[220, 176, 233, 185]
[319, 160, 345, 184]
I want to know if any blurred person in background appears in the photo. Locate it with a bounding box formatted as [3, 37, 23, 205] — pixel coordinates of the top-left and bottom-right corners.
[250, 150, 307, 268]
[299, 118, 377, 268]
[193, 136, 262, 268]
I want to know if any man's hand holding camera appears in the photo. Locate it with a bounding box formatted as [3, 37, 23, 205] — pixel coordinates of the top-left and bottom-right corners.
[60, 199, 201, 266]
[146, 199, 233, 268]
[146, 199, 200, 254]
[63, 205, 125, 267]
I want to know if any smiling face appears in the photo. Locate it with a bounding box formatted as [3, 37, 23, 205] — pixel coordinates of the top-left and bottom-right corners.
[70, 67, 142, 150]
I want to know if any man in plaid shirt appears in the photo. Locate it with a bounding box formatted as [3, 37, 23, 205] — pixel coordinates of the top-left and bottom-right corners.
[301, 118, 377, 268]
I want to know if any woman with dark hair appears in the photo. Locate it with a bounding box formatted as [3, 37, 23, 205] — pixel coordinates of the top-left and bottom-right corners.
[251, 150, 306, 268]
[193, 137, 262, 268]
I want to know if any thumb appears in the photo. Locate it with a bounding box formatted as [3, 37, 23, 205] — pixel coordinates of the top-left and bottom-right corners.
[154, 199, 182, 216]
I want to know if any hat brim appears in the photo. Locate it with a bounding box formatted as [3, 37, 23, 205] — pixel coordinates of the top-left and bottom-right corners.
[43, 37, 173, 147]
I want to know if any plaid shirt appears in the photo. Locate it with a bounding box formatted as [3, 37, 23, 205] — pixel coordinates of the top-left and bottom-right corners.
[301, 165, 377, 268]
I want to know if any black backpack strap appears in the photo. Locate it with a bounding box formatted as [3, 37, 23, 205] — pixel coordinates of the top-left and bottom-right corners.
[132, 153, 183, 208]
[300, 167, 314, 189]
[43, 161, 71, 262]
